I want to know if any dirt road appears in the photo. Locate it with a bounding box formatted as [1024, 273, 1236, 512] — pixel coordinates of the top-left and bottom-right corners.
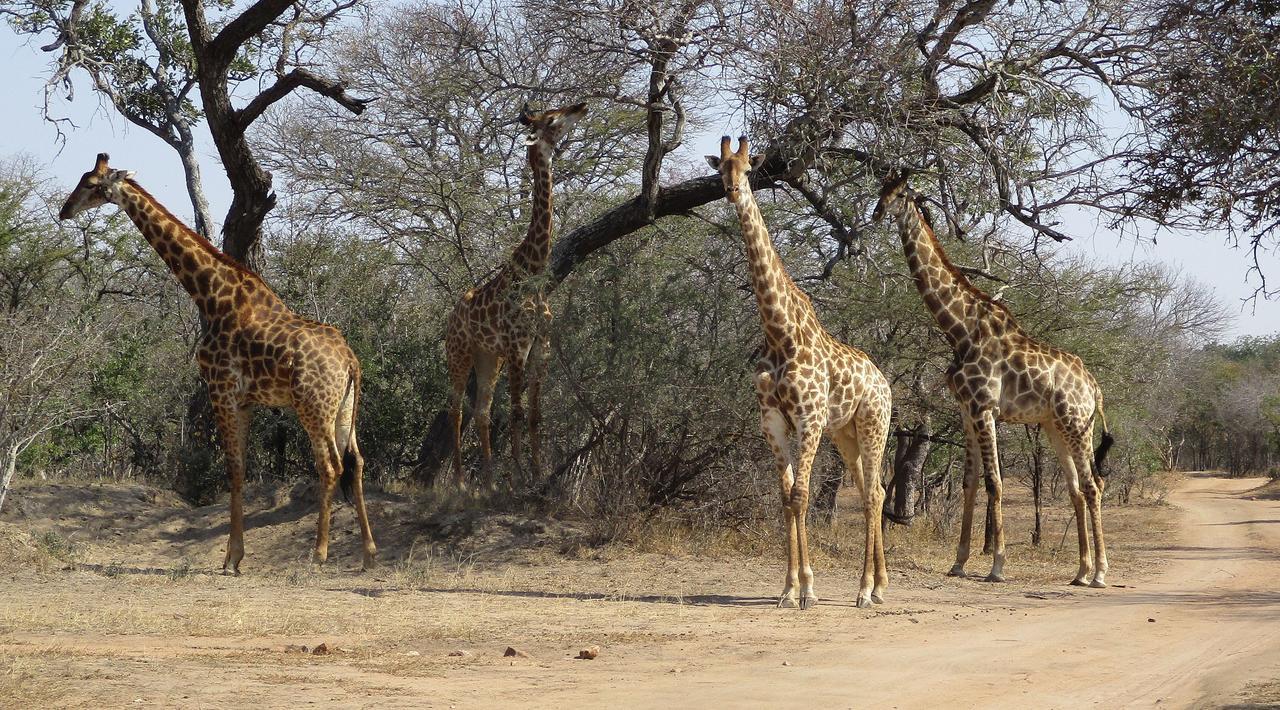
[2, 474, 1277, 708]
[556, 474, 1280, 709]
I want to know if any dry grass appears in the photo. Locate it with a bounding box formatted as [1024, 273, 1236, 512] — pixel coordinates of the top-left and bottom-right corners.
[0, 651, 77, 708]
[1228, 677, 1280, 709]
[618, 480, 1177, 588]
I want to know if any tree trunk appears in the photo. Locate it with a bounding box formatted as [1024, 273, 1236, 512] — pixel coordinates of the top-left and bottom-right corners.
[1028, 425, 1044, 546]
[0, 443, 20, 515]
[883, 415, 931, 534]
[812, 455, 842, 526]
[175, 129, 216, 239]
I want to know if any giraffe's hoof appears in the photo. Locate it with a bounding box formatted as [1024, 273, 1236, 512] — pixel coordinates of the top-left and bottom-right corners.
[777, 596, 798, 609]
[984, 573, 1006, 583]
[798, 595, 817, 610]
[1089, 579, 1108, 589]
[361, 554, 378, 572]
[221, 566, 240, 577]
[946, 565, 967, 578]
[871, 593, 885, 605]
[1070, 578, 1090, 587]
[856, 595, 873, 609]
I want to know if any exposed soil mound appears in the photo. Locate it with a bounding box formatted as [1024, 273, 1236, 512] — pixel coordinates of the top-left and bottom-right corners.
[1244, 478, 1280, 500]
[0, 480, 585, 573]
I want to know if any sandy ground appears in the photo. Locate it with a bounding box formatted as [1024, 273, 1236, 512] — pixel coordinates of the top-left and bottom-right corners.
[0, 473, 1277, 709]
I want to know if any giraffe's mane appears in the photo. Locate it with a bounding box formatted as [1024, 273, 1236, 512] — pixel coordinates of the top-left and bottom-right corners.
[123, 179, 263, 282]
[907, 198, 1020, 326]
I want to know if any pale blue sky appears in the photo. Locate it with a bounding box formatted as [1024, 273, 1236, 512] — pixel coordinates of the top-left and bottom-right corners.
[3, 22, 1275, 339]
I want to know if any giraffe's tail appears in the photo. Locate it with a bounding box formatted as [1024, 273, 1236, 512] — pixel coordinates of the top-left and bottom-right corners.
[1093, 394, 1114, 479]
[339, 451, 357, 504]
[337, 369, 361, 504]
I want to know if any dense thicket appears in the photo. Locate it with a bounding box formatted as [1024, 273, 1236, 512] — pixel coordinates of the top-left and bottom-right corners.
[1162, 337, 1280, 476]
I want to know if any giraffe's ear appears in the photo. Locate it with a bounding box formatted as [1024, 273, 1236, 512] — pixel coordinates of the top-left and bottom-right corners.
[518, 103, 535, 126]
[110, 169, 135, 181]
[748, 154, 766, 171]
[705, 155, 721, 170]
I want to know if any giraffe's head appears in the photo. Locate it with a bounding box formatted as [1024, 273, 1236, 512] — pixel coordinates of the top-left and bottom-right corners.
[705, 136, 764, 204]
[59, 153, 135, 220]
[871, 171, 915, 223]
[519, 101, 589, 150]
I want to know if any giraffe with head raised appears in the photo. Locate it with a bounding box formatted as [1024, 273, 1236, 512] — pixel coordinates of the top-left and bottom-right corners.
[707, 136, 893, 609]
[59, 153, 376, 574]
[873, 173, 1114, 587]
[445, 101, 587, 488]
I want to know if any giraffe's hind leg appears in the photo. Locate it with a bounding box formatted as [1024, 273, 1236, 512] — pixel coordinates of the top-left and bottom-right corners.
[307, 427, 340, 566]
[1079, 443, 1108, 588]
[861, 402, 891, 603]
[1046, 425, 1093, 585]
[333, 385, 376, 570]
[949, 420, 982, 578]
[346, 434, 377, 570]
[833, 426, 876, 608]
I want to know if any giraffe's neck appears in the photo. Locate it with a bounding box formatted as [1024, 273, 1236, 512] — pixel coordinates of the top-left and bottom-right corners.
[734, 190, 799, 343]
[897, 201, 984, 349]
[115, 181, 262, 313]
[509, 141, 554, 277]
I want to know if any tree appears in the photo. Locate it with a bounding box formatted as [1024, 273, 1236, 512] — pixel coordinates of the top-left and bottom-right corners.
[0, 157, 108, 512]
[4, 0, 373, 264]
[0, 305, 105, 512]
[1125, 0, 1280, 294]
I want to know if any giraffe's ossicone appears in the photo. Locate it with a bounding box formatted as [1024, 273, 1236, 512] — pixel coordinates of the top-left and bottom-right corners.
[60, 153, 377, 575]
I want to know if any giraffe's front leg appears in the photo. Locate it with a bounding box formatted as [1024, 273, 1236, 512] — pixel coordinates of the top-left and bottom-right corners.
[472, 353, 501, 490]
[526, 324, 550, 483]
[212, 398, 249, 576]
[790, 423, 824, 610]
[973, 410, 1007, 583]
[506, 345, 532, 487]
[760, 406, 799, 609]
[949, 420, 982, 578]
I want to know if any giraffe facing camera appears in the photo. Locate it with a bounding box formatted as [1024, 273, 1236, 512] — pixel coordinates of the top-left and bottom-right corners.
[709, 135, 894, 610]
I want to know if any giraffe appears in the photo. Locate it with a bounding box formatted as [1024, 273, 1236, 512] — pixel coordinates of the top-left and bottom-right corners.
[707, 136, 893, 609]
[59, 153, 376, 575]
[445, 101, 587, 488]
[872, 173, 1115, 587]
